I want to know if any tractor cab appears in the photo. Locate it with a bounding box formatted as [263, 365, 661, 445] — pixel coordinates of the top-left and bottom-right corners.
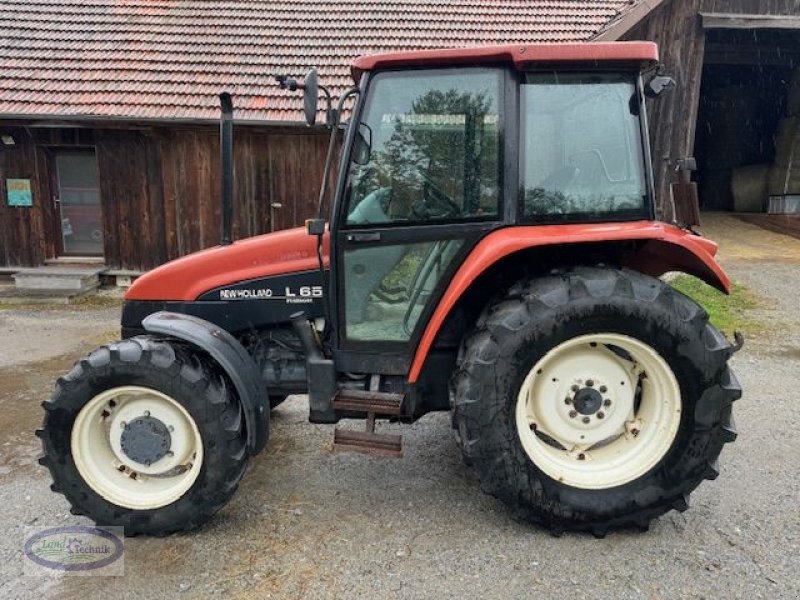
[327, 47, 657, 362]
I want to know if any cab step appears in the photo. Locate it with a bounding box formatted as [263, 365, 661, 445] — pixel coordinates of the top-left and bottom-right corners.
[331, 389, 404, 415]
[333, 429, 403, 458]
[332, 390, 403, 458]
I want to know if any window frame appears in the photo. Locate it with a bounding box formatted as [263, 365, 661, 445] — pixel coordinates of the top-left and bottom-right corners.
[518, 69, 656, 225]
[338, 66, 507, 230]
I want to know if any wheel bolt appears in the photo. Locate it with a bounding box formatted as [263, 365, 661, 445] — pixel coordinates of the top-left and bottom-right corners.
[571, 385, 580, 392]
[144, 410, 150, 417]
[119, 421, 126, 429]
[604, 399, 611, 407]
[597, 412, 605, 419]
[168, 425, 174, 432]
[599, 385, 607, 393]
[564, 396, 572, 405]
[582, 416, 590, 424]
[569, 410, 577, 418]
[586, 379, 594, 387]
[577, 453, 586, 460]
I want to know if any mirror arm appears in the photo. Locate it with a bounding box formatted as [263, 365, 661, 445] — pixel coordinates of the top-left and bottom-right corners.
[318, 84, 336, 129]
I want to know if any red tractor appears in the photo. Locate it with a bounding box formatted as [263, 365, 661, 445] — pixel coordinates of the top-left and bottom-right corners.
[38, 42, 741, 536]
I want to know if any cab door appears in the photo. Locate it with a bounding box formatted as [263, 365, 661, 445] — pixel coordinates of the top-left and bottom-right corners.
[332, 67, 507, 372]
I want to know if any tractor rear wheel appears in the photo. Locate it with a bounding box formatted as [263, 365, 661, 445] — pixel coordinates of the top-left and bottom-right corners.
[38, 336, 248, 535]
[451, 267, 740, 534]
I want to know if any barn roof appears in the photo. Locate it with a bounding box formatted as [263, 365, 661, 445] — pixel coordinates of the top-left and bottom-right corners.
[0, 0, 652, 125]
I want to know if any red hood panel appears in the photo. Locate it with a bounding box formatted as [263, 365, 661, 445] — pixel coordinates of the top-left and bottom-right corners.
[126, 227, 330, 301]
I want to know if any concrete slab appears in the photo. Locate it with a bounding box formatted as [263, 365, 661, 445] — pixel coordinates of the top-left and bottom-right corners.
[12, 266, 105, 293]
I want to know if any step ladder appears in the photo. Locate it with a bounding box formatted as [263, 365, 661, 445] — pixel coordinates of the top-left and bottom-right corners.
[332, 389, 403, 458]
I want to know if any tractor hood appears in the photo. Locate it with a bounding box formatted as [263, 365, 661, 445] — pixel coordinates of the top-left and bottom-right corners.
[126, 227, 330, 301]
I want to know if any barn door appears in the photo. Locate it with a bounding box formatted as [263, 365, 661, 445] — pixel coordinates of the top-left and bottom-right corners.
[54, 151, 104, 257]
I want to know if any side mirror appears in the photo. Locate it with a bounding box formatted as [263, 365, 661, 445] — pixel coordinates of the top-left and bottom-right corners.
[645, 75, 676, 98]
[303, 68, 319, 126]
[352, 123, 372, 165]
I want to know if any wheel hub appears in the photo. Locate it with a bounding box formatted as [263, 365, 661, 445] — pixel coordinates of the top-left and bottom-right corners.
[572, 387, 603, 415]
[119, 415, 171, 465]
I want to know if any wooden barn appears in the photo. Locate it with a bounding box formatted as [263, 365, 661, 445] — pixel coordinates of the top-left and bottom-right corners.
[609, 0, 800, 220]
[1, 0, 799, 278]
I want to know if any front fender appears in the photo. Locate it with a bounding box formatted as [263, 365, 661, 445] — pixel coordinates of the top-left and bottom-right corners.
[408, 221, 730, 383]
[142, 311, 268, 454]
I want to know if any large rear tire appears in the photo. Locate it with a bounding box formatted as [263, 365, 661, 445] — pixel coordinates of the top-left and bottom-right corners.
[38, 336, 249, 536]
[451, 267, 740, 534]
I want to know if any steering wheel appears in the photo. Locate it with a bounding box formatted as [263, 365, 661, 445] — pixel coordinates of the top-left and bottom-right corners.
[411, 172, 461, 220]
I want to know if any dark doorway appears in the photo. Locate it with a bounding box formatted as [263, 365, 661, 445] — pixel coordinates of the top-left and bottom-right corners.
[695, 28, 800, 212]
[55, 150, 104, 256]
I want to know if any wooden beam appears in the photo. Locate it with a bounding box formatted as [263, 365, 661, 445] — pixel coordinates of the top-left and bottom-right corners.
[701, 13, 800, 31]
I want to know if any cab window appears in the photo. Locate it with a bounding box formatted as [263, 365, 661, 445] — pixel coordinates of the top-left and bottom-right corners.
[522, 72, 648, 221]
[343, 68, 503, 226]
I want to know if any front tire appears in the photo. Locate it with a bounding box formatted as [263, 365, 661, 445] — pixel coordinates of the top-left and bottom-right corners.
[452, 267, 740, 534]
[38, 337, 249, 535]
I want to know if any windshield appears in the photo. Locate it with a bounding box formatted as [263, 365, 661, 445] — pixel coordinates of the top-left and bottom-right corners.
[521, 73, 648, 221]
[343, 68, 503, 227]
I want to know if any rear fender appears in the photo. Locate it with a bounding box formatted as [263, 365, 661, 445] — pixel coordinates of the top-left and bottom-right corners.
[408, 221, 730, 383]
[142, 311, 268, 454]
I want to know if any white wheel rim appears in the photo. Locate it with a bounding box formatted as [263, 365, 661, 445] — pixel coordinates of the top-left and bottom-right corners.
[515, 333, 681, 489]
[71, 386, 204, 510]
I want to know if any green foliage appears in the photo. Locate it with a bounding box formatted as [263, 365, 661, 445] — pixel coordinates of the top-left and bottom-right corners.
[670, 275, 760, 335]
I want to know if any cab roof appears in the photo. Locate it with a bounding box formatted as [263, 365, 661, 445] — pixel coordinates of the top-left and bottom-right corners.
[352, 42, 658, 82]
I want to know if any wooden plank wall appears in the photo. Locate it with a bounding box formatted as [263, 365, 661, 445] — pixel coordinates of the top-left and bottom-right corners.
[0, 123, 333, 270]
[624, 0, 800, 219]
[0, 128, 54, 266]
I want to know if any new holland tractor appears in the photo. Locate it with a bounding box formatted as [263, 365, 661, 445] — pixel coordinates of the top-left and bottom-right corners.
[38, 42, 741, 536]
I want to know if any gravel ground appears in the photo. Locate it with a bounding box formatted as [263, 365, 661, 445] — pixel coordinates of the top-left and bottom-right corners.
[0, 213, 798, 599]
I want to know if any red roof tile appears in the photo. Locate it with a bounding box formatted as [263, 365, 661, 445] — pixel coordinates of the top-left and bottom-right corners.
[0, 0, 641, 124]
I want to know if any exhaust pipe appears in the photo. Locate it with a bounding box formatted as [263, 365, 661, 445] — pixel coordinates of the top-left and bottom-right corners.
[290, 312, 323, 360]
[219, 92, 234, 246]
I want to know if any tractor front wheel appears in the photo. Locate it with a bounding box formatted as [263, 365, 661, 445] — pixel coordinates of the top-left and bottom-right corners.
[451, 267, 740, 534]
[38, 337, 248, 535]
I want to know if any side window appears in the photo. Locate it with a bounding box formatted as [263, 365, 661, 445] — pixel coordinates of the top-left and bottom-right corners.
[522, 73, 647, 221]
[344, 68, 503, 226]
